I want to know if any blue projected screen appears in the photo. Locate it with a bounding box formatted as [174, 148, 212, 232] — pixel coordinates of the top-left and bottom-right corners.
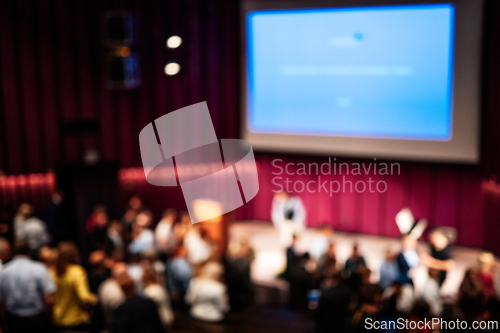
[246, 4, 455, 140]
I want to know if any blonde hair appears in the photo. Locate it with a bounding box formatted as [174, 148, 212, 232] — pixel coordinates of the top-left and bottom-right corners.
[200, 261, 224, 281]
[479, 252, 494, 265]
[479, 252, 495, 271]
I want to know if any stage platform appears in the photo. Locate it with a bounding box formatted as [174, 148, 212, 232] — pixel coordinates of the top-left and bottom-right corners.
[229, 221, 496, 299]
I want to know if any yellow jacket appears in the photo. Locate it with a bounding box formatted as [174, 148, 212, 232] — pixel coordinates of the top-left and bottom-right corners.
[50, 264, 97, 327]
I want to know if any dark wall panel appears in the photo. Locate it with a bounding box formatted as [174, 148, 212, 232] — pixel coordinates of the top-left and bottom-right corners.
[0, 0, 241, 174]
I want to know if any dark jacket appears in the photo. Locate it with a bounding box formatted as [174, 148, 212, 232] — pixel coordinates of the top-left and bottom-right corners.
[315, 283, 350, 333]
[110, 296, 167, 333]
[396, 252, 413, 286]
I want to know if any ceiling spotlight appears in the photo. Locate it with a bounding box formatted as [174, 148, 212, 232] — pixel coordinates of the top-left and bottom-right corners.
[164, 62, 180, 76]
[166, 35, 182, 49]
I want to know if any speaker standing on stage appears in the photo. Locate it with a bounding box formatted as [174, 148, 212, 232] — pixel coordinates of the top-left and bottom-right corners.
[396, 235, 419, 286]
[271, 191, 306, 247]
[420, 229, 454, 287]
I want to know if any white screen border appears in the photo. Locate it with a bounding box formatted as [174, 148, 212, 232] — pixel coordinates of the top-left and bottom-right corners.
[241, 0, 483, 163]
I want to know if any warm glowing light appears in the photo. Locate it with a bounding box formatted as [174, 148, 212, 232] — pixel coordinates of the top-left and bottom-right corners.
[166, 35, 182, 49]
[117, 47, 131, 57]
[0, 172, 56, 189]
[164, 62, 180, 75]
[192, 199, 223, 223]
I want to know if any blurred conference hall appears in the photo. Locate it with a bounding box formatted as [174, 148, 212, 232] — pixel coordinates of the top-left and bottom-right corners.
[0, 0, 500, 332]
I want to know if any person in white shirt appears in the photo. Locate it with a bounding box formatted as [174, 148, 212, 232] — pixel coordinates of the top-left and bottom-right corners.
[309, 226, 334, 260]
[128, 211, 155, 254]
[0, 240, 55, 332]
[107, 220, 124, 259]
[98, 262, 127, 326]
[127, 253, 145, 295]
[185, 261, 229, 322]
[184, 226, 213, 265]
[180, 214, 213, 265]
[422, 268, 443, 315]
[382, 282, 415, 314]
[271, 191, 306, 247]
[13, 203, 32, 237]
[14, 203, 50, 251]
[155, 209, 177, 255]
[143, 267, 174, 329]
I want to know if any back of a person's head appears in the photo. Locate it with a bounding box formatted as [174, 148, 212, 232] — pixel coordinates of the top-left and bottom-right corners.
[385, 249, 395, 261]
[89, 250, 106, 268]
[142, 248, 157, 263]
[128, 252, 142, 264]
[402, 234, 417, 250]
[136, 210, 153, 228]
[162, 208, 177, 220]
[325, 269, 343, 284]
[14, 239, 31, 257]
[429, 229, 449, 250]
[109, 220, 122, 230]
[56, 241, 81, 276]
[95, 211, 108, 228]
[408, 300, 431, 319]
[128, 196, 142, 210]
[142, 266, 157, 286]
[320, 224, 332, 235]
[200, 261, 224, 281]
[359, 283, 382, 306]
[429, 228, 443, 237]
[39, 246, 59, 267]
[227, 241, 240, 258]
[360, 266, 371, 281]
[93, 204, 106, 214]
[117, 274, 135, 297]
[0, 237, 11, 261]
[179, 211, 191, 225]
[173, 246, 187, 258]
[463, 267, 478, 283]
[390, 280, 402, 291]
[111, 261, 128, 279]
[275, 190, 289, 199]
[17, 202, 33, 218]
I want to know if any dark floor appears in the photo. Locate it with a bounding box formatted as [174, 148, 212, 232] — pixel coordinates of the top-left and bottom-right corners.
[172, 305, 314, 333]
[171, 281, 315, 333]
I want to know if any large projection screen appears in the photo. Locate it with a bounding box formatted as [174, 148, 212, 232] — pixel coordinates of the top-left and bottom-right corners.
[241, 0, 483, 163]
